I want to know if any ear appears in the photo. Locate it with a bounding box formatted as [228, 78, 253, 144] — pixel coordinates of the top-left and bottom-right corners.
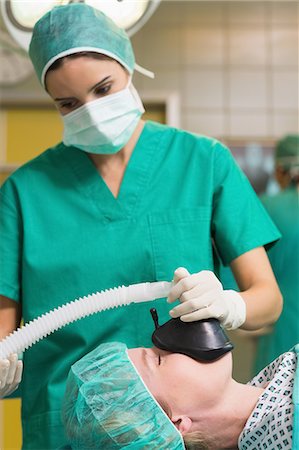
[171, 415, 193, 435]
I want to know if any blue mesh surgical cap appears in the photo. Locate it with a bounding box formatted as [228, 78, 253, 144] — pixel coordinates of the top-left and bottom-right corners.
[29, 3, 152, 87]
[62, 342, 185, 449]
[275, 135, 299, 170]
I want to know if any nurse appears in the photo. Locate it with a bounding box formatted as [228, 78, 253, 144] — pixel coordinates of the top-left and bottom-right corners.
[255, 135, 299, 372]
[0, 3, 282, 449]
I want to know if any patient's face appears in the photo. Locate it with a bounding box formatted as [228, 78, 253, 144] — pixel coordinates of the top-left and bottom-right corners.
[128, 347, 232, 416]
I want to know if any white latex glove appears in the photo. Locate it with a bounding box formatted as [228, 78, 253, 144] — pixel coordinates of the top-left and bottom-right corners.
[167, 267, 246, 330]
[0, 353, 23, 399]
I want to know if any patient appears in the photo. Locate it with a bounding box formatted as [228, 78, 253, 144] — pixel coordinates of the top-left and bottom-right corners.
[62, 342, 297, 449]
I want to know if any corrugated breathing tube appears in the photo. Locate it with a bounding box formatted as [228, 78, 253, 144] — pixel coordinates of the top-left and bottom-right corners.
[0, 281, 172, 359]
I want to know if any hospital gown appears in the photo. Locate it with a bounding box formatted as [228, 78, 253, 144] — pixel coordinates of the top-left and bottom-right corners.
[239, 350, 296, 449]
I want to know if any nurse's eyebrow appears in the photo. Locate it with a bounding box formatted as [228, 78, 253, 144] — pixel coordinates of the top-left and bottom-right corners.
[54, 76, 112, 101]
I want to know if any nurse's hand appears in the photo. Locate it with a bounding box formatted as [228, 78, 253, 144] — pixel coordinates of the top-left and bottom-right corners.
[0, 354, 23, 398]
[167, 268, 246, 330]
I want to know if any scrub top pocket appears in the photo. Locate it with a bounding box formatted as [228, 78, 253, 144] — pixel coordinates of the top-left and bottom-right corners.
[148, 207, 213, 281]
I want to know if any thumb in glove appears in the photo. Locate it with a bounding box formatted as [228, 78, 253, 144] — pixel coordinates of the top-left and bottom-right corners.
[0, 354, 23, 399]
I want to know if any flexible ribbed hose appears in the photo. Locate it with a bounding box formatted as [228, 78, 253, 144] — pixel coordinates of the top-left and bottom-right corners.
[0, 281, 172, 359]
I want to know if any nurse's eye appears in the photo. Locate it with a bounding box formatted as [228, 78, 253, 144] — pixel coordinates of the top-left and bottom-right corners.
[158, 354, 162, 366]
[94, 84, 111, 97]
[59, 100, 78, 111]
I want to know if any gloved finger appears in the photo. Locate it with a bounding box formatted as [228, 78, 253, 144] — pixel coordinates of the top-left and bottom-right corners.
[168, 272, 206, 304]
[173, 267, 190, 283]
[187, 270, 222, 292]
[1, 383, 16, 398]
[180, 306, 222, 322]
[12, 361, 23, 386]
[0, 359, 10, 388]
[6, 354, 18, 385]
[169, 290, 219, 318]
[0, 370, 22, 398]
[167, 268, 191, 303]
[168, 270, 221, 304]
[179, 281, 222, 303]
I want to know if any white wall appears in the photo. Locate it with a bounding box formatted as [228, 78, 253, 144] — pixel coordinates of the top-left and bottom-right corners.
[1, 1, 298, 142]
[131, 0, 299, 139]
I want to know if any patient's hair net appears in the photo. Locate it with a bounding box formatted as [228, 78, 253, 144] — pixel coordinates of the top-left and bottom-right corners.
[62, 342, 185, 449]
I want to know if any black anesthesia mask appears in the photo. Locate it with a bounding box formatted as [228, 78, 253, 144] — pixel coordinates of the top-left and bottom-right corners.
[150, 308, 234, 361]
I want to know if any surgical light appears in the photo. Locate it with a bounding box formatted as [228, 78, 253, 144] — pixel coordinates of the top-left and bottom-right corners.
[1, 0, 160, 52]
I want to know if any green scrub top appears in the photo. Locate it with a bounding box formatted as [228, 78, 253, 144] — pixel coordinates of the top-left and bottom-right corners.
[0, 121, 280, 449]
[255, 186, 299, 373]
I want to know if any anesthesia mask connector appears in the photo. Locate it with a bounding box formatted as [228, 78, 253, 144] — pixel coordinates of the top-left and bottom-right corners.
[150, 308, 233, 361]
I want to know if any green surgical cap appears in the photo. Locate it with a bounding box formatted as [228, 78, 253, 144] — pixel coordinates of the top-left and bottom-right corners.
[29, 3, 135, 87]
[275, 135, 299, 169]
[62, 342, 185, 449]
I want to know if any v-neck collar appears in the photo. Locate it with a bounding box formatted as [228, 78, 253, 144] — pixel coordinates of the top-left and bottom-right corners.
[60, 121, 164, 221]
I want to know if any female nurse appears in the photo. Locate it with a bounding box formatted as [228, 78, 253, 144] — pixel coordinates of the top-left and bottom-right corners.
[0, 3, 282, 449]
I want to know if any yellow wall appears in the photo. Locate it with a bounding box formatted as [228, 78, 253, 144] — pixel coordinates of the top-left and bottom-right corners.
[4, 108, 63, 164]
[0, 107, 63, 450]
[1, 399, 22, 450]
[0, 105, 164, 450]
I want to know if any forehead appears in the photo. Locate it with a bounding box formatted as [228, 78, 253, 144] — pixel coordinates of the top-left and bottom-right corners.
[128, 348, 194, 384]
[48, 56, 124, 80]
[45, 56, 128, 95]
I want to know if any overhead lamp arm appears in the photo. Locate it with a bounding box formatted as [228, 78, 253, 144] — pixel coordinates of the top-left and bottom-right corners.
[1, 0, 161, 49]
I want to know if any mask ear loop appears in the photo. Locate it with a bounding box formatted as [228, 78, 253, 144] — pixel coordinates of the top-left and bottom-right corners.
[126, 77, 145, 113]
[126, 75, 132, 88]
[134, 63, 155, 79]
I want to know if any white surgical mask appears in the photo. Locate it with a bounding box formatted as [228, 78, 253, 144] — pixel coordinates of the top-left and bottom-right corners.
[62, 81, 145, 154]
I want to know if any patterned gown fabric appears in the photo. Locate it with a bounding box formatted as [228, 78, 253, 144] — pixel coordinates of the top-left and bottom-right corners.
[239, 350, 296, 449]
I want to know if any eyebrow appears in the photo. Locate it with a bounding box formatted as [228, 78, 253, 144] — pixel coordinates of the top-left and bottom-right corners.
[54, 76, 112, 101]
[141, 349, 157, 386]
[142, 348, 150, 370]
